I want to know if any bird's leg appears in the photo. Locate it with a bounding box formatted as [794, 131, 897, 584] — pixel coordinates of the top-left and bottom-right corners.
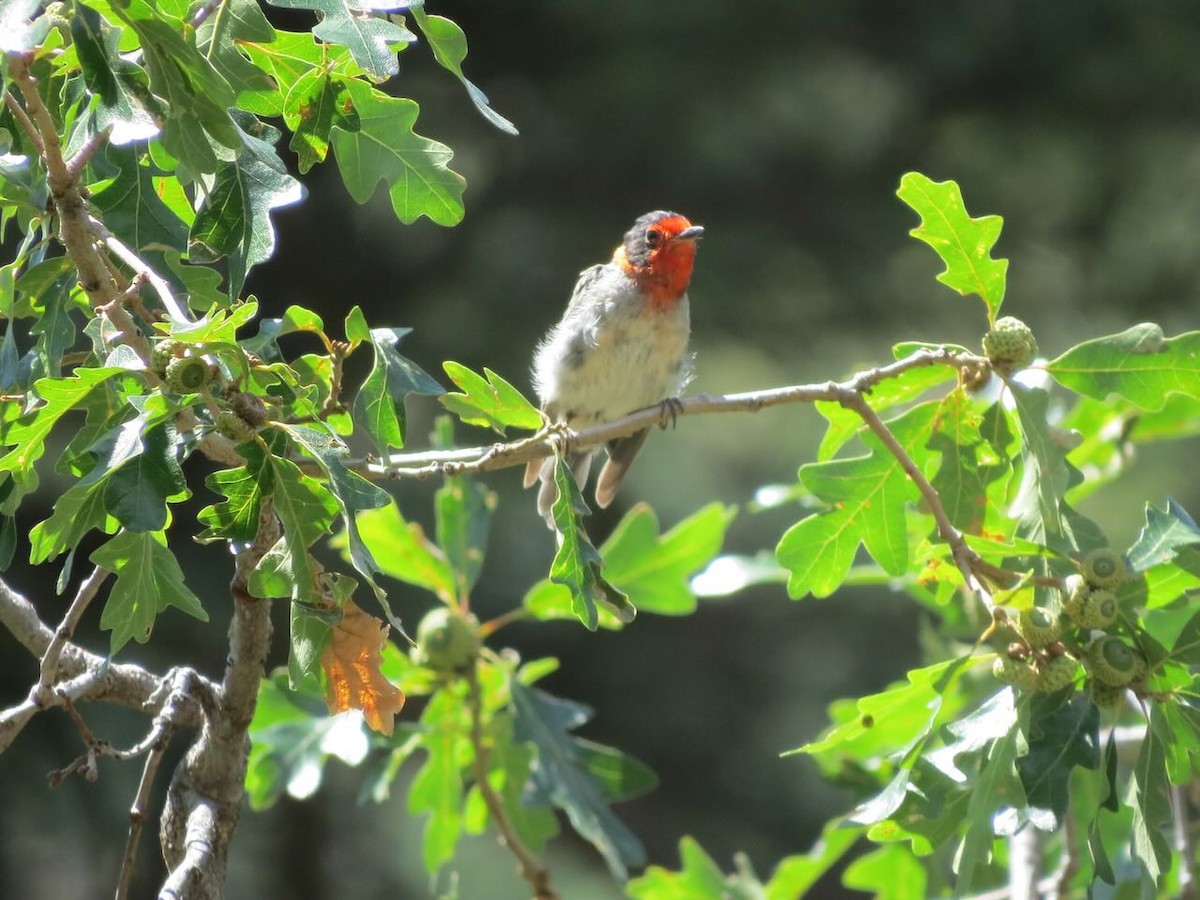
[656, 396, 684, 430]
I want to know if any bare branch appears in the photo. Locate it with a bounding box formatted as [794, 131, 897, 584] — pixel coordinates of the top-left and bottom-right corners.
[0, 578, 208, 752]
[38, 564, 110, 699]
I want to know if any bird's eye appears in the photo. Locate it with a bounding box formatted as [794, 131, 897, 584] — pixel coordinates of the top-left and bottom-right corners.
[645, 229, 661, 247]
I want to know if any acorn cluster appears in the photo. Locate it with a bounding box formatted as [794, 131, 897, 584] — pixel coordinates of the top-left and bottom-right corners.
[992, 547, 1147, 709]
[150, 338, 269, 444]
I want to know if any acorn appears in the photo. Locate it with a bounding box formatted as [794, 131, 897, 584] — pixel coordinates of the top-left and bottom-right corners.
[1081, 548, 1127, 590]
[1061, 574, 1090, 622]
[1018, 607, 1061, 647]
[1036, 653, 1079, 693]
[993, 656, 1039, 691]
[1091, 680, 1127, 710]
[1088, 637, 1146, 687]
[1077, 589, 1120, 630]
[982, 316, 1038, 370]
[164, 356, 210, 393]
[412, 607, 481, 673]
[216, 409, 256, 444]
[150, 339, 184, 375]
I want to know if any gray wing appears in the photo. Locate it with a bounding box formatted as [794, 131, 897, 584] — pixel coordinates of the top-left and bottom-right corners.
[560, 264, 609, 318]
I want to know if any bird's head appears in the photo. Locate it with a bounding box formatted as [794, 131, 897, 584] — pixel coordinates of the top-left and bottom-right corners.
[614, 210, 704, 306]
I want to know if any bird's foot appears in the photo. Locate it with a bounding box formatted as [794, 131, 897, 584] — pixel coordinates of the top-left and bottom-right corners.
[656, 396, 684, 430]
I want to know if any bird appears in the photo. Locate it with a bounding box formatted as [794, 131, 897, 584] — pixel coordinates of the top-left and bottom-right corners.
[524, 210, 704, 528]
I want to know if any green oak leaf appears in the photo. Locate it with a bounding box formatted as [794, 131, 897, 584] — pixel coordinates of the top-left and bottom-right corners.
[407, 687, 470, 874]
[439, 361, 542, 433]
[1008, 383, 1103, 553]
[778, 403, 936, 598]
[69, 5, 159, 145]
[625, 837, 731, 899]
[592, 502, 733, 615]
[188, 116, 304, 298]
[0, 367, 124, 475]
[411, 9, 518, 135]
[1015, 694, 1099, 828]
[91, 147, 189, 257]
[1047, 325, 1200, 412]
[246, 672, 369, 809]
[434, 470, 495, 600]
[331, 79, 465, 226]
[524, 503, 733, 629]
[955, 711, 1027, 892]
[111, 0, 240, 173]
[285, 71, 356, 173]
[841, 843, 927, 900]
[1124, 708, 1172, 884]
[27, 266, 77, 378]
[896, 172, 1008, 324]
[103, 422, 189, 532]
[816, 360, 955, 461]
[1127, 499, 1200, 573]
[197, 440, 273, 543]
[353, 326, 444, 454]
[266, 0, 415, 78]
[339, 502, 457, 604]
[548, 456, 633, 630]
[195, 0, 278, 111]
[91, 530, 208, 653]
[281, 424, 391, 602]
[510, 681, 647, 882]
[927, 392, 1011, 536]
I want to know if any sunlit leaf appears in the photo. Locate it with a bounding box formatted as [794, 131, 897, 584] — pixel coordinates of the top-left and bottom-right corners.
[896, 172, 1008, 323]
[1047, 325, 1200, 411]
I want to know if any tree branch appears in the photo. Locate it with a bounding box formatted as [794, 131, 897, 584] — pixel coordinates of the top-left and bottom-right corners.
[0, 578, 208, 753]
[344, 347, 983, 480]
[159, 503, 278, 898]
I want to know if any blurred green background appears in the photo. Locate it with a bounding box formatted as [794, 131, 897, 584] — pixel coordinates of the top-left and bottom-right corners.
[4, 1, 1200, 897]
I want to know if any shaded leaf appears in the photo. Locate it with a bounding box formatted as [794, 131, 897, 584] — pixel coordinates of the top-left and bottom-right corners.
[511, 682, 646, 881]
[103, 422, 189, 532]
[189, 116, 304, 297]
[1124, 708, 1172, 884]
[91, 530, 208, 653]
[353, 326, 443, 454]
[434, 471, 495, 599]
[411, 8, 518, 135]
[1016, 694, 1099, 827]
[246, 672, 370, 809]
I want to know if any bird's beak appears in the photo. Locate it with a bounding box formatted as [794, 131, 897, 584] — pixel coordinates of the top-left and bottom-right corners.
[674, 225, 704, 241]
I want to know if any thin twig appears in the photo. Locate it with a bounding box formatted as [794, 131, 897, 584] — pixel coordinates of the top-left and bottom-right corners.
[115, 732, 171, 900]
[94, 222, 190, 324]
[66, 125, 112, 180]
[467, 664, 557, 899]
[840, 391, 992, 607]
[4, 88, 44, 156]
[38, 564, 110, 699]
